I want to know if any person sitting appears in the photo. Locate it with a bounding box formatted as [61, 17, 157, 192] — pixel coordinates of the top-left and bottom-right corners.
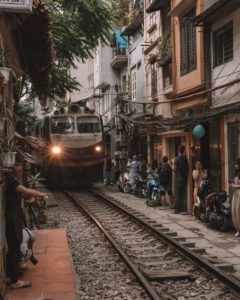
[20, 228, 37, 270]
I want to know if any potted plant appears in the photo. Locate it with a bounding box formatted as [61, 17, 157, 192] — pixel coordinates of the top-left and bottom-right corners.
[27, 172, 42, 188]
[34, 197, 48, 224]
[0, 137, 17, 167]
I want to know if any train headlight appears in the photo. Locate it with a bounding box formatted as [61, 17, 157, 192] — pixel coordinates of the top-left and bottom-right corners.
[52, 146, 62, 155]
[95, 146, 102, 152]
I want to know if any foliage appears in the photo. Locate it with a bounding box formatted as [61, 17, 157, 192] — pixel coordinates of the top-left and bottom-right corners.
[0, 137, 17, 153]
[15, 101, 37, 128]
[112, 0, 129, 26]
[14, 0, 114, 106]
[157, 30, 171, 65]
[27, 172, 42, 188]
[34, 197, 48, 215]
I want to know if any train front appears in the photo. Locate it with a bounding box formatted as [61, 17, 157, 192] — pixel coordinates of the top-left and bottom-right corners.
[44, 106, 104, 187]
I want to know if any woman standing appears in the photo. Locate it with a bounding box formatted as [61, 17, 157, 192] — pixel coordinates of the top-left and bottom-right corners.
[231, 159, 240, 237]
[192, 160, 207, 219]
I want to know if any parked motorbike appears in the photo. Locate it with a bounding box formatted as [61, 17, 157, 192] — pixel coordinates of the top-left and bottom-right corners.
[146, 176, 161, 208]
[116, 172, 131, 193]
[132, 174, 147, 198]
[194, 180, 231, 232]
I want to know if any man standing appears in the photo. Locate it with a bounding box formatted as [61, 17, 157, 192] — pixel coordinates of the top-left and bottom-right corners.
[5, 162, 48, 288]
[172, 145, 189, 213]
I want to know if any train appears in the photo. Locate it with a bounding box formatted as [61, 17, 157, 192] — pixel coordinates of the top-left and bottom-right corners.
[31, 103, 104, 187]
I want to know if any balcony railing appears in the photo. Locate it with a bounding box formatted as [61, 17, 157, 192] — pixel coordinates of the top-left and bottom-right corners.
[0, 0, 32, 13]
[110, 48, 128, 69]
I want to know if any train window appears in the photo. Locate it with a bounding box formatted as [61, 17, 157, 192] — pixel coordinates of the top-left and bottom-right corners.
[77, 117, 101, 133]
[51, 116, 75, 134]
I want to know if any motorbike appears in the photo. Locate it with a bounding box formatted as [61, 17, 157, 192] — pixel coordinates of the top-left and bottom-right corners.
[146, 176, 161, 208]
[132, 174, 147, 198]
[116, 172, 132, 193]
[194, 180, 231, 232]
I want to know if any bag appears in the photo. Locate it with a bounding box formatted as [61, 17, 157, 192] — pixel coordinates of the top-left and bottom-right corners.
[159, 164, 172, 185]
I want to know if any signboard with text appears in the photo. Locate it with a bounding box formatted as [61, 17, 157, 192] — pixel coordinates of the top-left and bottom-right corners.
[0, 0, 32, 13]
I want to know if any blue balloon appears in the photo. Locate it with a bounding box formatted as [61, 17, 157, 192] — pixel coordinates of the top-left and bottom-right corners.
[193, 124, 205, 138]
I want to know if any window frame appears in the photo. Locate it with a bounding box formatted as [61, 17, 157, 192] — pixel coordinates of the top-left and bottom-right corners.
[213, 21, 233, 67]
[180, 8, 197, 76]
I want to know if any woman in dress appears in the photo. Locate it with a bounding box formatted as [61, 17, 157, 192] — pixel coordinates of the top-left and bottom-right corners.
[192, 160, 208, 218]
[231, 159, 240, 237]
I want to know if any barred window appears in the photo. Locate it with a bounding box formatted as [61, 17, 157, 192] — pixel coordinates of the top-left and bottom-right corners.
[213, 22, 233, 67]
[180, 8, 196, 76]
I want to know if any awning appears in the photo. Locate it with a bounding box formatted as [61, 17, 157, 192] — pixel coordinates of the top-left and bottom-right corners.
[146, 0, 170, 14]
[193, 0, 240, 25]
[169, 0, 195, 16]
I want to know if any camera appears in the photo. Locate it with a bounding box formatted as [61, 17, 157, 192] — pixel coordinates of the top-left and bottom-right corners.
[30, 255, 38, 265]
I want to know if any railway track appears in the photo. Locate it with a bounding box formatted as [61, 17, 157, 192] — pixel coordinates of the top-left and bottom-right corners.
[54, 188, 240, 299]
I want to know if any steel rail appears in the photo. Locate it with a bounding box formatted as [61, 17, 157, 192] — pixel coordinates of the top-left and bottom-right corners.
[63, 189, 162, 300]
[90, 189, 240, 295]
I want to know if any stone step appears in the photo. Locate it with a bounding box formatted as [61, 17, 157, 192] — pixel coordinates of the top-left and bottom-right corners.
[214, 263, 235, 272]
[189, 247, 206, 255]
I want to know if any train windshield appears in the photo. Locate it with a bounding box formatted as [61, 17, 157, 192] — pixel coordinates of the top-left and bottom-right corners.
[77, 116, 101, 133]
[51, 116, 74, 134]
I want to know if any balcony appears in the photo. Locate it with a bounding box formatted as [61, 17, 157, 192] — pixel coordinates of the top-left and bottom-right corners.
[146, 0, 170, 13]
[110, 48, 128, 69]
[0, 0, 32, 13]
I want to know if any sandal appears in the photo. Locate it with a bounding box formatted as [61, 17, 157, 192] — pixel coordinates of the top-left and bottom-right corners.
[11, 280, 31, 289]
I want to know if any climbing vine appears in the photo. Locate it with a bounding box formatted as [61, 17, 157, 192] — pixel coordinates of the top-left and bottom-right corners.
[157, 30, 171, 65]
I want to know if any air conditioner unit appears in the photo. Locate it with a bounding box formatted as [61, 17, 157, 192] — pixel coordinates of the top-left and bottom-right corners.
[0, 0, 33, 13]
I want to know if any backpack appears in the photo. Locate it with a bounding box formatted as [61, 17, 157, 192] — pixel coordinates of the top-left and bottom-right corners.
[159, 163, 172, 185]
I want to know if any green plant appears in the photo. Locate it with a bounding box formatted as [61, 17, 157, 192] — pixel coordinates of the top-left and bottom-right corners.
[157, 30, 171, 65]
[27, 172, 42, 188]
[34, 197, 48, 215]
[0, 137, 17, 153]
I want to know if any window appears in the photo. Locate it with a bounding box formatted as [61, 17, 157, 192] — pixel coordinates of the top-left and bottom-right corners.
[150, 12, 156, 27]
[51, 117, 74, 134]
[122, 75, 128, 93]
[213, 22, 233, 67]
[151, 63, 158, 97]
[180, 8, 196, 75]
[77, 117, 101, 133]
[131, 70, 137, 101]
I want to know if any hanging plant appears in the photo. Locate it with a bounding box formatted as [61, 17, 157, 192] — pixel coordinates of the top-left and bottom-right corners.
[157, 30, 171, 66]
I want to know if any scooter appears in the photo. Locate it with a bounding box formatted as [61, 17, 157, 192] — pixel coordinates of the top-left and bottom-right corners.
[132, 174, 147, 198]
[146, 176, 161, 208]
[194, 180, 231, 232]
[116, 172, 131, 193]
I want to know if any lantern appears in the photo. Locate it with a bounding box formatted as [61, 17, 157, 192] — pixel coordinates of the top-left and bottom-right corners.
[193, 124, 205, 138]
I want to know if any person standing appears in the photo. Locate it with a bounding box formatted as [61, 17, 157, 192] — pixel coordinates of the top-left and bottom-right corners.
[192, 160, 208, 218]
[5, 162, 48, 288]
[171, 145, 189, 214]
[159, 156, 173, 210]
[231, 159, 240, 237]
[128, 155, 139, 184]
[138, 154, 147, 179]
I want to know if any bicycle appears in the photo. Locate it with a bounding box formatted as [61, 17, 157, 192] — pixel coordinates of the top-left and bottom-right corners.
[24, 195, 48, 229]
[23, 197, 40, 230]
